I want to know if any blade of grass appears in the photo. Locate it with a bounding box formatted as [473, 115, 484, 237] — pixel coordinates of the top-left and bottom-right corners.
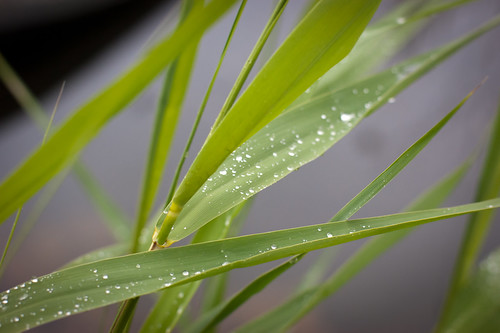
[1, 199, 499, 332]
[236, 155, 474, 333]
[155, 0, 382, 246]
[166, 16, 500, 243]
[187, 255, 304, 333]
[210, 0, 289, 132]
[131, 0, 202, 253]
[0, 0, 238, 225]
[0, 53, 131, 241]
[436, 96, 500, 331]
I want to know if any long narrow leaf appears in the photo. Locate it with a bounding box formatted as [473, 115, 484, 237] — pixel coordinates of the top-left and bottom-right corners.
[155, 0, 382, 246]
[0, 199, 499, 332]
[167, 15, 500, 243]
[0, 0, 238, 225]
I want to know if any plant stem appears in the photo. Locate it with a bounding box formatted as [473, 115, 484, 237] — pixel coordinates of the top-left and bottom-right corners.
[130, 0, 200, 254]
[210, 0, 289, 133]
[153, 0, 248, 247]
[110, 297, 139, 333]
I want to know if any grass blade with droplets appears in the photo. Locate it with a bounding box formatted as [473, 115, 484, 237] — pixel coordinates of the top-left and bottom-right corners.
[1, 199, 499, 332]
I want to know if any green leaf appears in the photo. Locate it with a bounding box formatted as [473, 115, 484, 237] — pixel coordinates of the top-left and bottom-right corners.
[440, 247, 500, 333]
[156, 0, 382, 246]
[237, 155, 474, 332]
[437, 96, 500, 329]
[187, 255, 304, 333]
[1, 199, 499, 332]
[167, 15, 500, 243]
[0, 0, 238, 225]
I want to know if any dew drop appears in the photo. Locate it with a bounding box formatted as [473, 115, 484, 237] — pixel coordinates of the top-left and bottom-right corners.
[327, 233, 333, 238]
[102, 275, 108, 280]
[340, 113, 354, 122]
[219, 170, 227, 176]
[388, 97, 396, 104]
[182, 271, 189, 276]
[136, 264, 141, 269]
[271, 244, 277, 250]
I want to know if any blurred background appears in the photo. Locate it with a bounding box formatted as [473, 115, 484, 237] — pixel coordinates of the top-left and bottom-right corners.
[0, 0, 499, 332]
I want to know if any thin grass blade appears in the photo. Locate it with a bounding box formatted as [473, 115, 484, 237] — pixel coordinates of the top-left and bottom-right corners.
[210, 0, 289, 131]
[1, 199, 499, 332]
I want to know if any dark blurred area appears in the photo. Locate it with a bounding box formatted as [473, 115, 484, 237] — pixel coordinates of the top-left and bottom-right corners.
[0, 0, 169, 120]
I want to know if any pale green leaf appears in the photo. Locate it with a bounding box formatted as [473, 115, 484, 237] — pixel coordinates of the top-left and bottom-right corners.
[1, 199, 499, 332]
